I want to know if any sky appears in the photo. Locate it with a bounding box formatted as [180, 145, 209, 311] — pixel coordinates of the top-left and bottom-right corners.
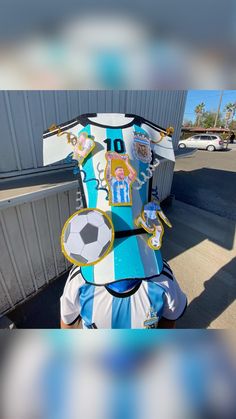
[184, 90, 236, 123]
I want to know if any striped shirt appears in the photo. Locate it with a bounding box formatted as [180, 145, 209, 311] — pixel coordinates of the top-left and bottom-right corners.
[43, 113, 175, 285]
[60, 262, 187, 329]
[110, 177, 131, 204]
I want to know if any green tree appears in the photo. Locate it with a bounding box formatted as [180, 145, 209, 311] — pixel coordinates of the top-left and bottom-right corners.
[201, 111, 223, 128]
[194, 102, 205, 126]
[224, 102, 236, 127]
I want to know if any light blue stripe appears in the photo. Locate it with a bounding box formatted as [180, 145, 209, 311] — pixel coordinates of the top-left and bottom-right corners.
[147, 280, 165, 318]
[119, 181, 125, 202]
[79, 282, 95, 327]
[106, 127, 134, 230]
[109, 376, 136, 419]
[112, 296, 131, 329]
[113, 180, 118, 203]
[43, 354, 69, 419]
[113, 236, 145, 279]
[79, 125, 96, 282]
[154, 249, 163, 273]
[81, 264, 94, 284]
[106, 127, 146, 280]
[133, 124, 149, 136]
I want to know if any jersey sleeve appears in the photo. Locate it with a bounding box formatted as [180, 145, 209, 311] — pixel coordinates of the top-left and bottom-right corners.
[60, 266, 84, 325]
[142, 123, 175, 162]
[43, 122, 84, 166]
[158, 261, 187, 321]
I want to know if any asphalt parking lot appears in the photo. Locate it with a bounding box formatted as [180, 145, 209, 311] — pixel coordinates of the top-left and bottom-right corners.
[172, 145, 236, 221]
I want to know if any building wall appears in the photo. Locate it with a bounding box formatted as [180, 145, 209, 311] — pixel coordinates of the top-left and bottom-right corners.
[0, 90, 186, 176]
[0, 90, 187, 316]
[0, 189, 77, 312]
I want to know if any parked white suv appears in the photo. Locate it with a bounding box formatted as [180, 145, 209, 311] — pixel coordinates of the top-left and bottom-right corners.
[178, 134, 224, 151]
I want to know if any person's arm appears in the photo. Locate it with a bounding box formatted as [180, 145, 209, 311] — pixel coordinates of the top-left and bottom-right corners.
[123, 156, 136, 181]
[105, 153, 112, 181]
[60, 317, 81, 329]
[158, 262, 187, 325]
[60, 266, 82, 329]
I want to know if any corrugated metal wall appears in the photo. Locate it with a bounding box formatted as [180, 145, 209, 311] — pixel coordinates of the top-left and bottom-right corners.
[0, 90, 186, 176]
[0, 90, 187, 316]
[0, 189, 77, 312]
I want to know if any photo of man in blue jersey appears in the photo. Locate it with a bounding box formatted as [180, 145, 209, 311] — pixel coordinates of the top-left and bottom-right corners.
[105, 152, 136, 205]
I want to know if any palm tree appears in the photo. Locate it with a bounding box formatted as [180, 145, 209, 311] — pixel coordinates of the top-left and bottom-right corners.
[194, 102, 205, 126]
[224, 102, 236, 122]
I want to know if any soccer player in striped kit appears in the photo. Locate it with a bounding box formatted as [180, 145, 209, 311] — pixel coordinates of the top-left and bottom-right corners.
[105, 152, 136, 205]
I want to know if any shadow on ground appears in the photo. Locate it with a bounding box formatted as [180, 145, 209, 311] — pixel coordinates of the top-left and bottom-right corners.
[172, 167, 236, 222]
[176, 257, 236, 329]
[7, 271, 68, 328]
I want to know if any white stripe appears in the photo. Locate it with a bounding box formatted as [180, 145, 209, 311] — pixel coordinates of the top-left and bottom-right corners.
[136, 235, 160, 277]
[123, 125, 149, 220]
[93, 243, 115, 284]
[60, 273, 83, 324]
[123, 125, 144, 219]
[92, 286, 113, 328]
[88, 125, 110, 213]
[115, 181, 121, 203]
[131, 281, 150, 328]
[122, 126, 135, 158]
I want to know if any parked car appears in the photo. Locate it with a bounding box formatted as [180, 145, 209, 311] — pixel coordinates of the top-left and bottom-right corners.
[178, 134, 224, 151]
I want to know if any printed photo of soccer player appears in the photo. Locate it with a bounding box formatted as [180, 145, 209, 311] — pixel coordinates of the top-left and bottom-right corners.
[105, 152, 136, 206]
[72, 131, 95, 165]
[135, 200, 172, 250]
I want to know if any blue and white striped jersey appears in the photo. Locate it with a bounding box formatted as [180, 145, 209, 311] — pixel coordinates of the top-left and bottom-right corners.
[43, 113, 175, 285]
[110, 177, 131, 204]
[60, 262, 187, 329]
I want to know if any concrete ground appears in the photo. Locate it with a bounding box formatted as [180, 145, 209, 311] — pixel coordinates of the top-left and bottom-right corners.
[165, 144, 236, 328]
[162, 200, 236, 329]
[4, 145, 236, 329]
[172, 145, 236, 221]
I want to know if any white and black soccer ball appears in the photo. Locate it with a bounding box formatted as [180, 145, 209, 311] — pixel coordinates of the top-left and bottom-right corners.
[61, 209, 114, 266]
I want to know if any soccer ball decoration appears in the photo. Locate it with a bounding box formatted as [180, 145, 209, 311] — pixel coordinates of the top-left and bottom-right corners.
[61, 208, 114, 266]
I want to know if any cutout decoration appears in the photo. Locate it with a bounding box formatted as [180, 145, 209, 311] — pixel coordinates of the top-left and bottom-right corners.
[132, 131, 152, 163]
[48, 124, 95, 166]
[135, 200, 172, 250]
[70, 131, 95, 165]
[61, 208, 114, 266]
[105, 152, 136, 206]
